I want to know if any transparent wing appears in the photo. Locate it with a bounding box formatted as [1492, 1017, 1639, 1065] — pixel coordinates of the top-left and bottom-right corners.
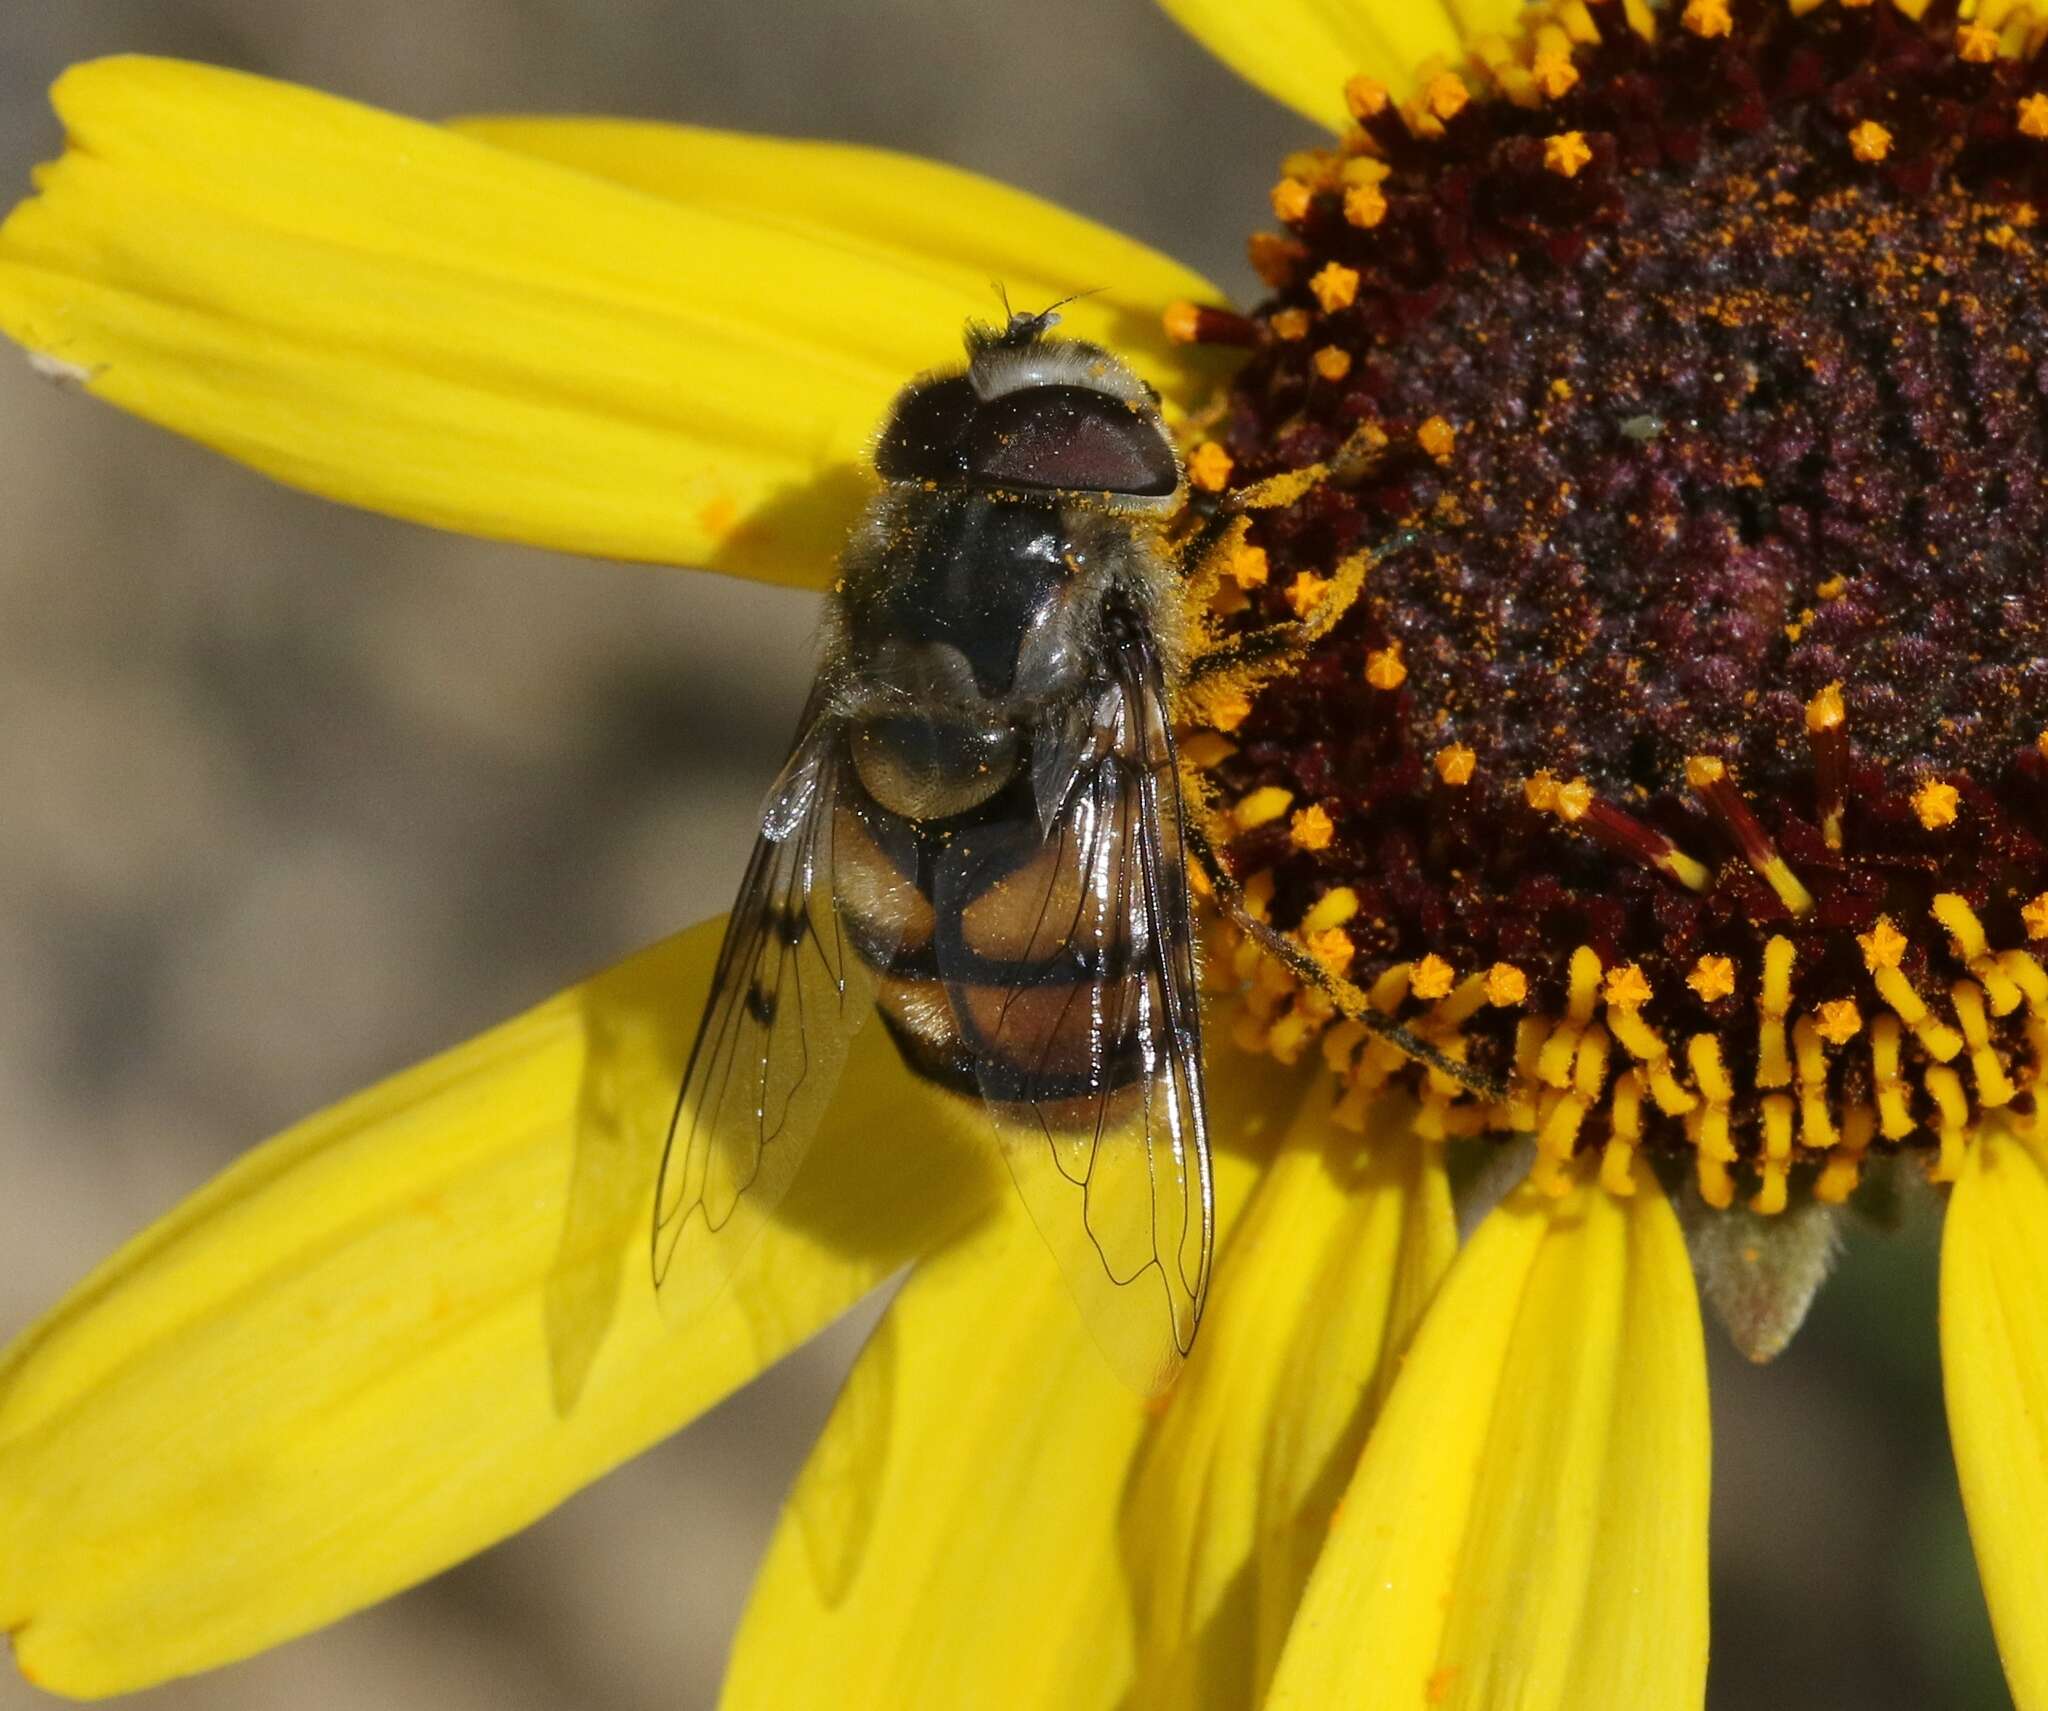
[932, 627, 1212, 1394]
[653, 712, 916, 1313]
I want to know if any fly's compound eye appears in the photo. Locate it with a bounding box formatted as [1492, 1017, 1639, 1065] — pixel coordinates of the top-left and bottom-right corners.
[964, 385, 1180, 498]
[873, 375, 978, 482]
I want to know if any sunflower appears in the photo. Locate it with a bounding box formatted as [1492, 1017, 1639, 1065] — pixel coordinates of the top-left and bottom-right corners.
[4, 0, 2048, 1706]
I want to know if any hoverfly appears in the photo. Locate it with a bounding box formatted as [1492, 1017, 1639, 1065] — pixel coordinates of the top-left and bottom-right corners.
[653, 306, 1479, 1392]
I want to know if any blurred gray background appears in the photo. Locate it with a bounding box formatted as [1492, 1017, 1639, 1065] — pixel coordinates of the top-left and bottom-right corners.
[0, 4, 2012, 1708]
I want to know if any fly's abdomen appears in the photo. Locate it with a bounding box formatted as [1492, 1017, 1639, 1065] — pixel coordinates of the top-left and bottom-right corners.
[831, 769, 1151, 1114]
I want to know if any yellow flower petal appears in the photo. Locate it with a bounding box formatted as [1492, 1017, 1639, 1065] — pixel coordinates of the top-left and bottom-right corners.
[1157, 0, 1523, 131]
[1942, 1120, 2048, 1711]
[0, 60, 1217, 592]
[722, 1053, 1296, 1709]
[0, 919, 998, 1697]
[1122, 1095, 1455, 1706]
[1268, 1164, 1710, 1711]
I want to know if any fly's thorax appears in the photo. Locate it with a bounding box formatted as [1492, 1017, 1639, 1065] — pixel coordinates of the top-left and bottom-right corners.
[850, 714, 1019, 820]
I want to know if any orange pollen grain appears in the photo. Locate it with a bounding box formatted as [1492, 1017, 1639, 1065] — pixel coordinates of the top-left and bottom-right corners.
[1816, 998, 1864, 1044]
[1203, 685, 1252, 733]
[1162, 301, 1201, 343]
[1804, 681, 1846, 731]
[1411, 954, 1456, 1000]
[1313, 345, 1354, 381]
[1485, 962, 1529, 1005]
[1345, 74, 1390, 120]
[1913, 779, 1960, 828]
[1365, 643, 1408, 690]
[1604, 963, 1653, 1007]
[1270, 307, 1313, 341]
[1306, 925, 1356, 976]
[2021, 94, 2048, 139]
[1544, 131, 1594, 178]
[1309, 261, 1362, 313]
[1226, 540, 1270, 589]
[1285, 571, 1331, 617]
[1688, 955, 1736, 1002]
[1533, 49, 1578, 101]
[1849, 120, 1893, 164]
[1435, 742, 1477, 785]
[1418, 415, 1458, 461]
[1248, 232, 1306, 287]
[1425, 72, 1470, 122]
[1271, 177, 1314, 223]
[1957, 23, 2000, 62]
[1684, 753, 1727, 788]
[1343, 183, 1389, 229]
[1187, 442, 1234, 491]
[1554, 776, 1594, 821]
[1859, 915, 1908, 971]
[1682, 0, 1733, 37]
[1290, 803, 1336, 851]
[1524, 768, 1562, 811]
[2022, 892, 2048, 940]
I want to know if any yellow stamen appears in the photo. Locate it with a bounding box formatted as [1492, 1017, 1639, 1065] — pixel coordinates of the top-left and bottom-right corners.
[1162, 301, 1201, 344]
[1234, 785, 1294, 831]
[1957, 22, 2001, 61]
[2024, 892, 2048, 940]
[1859, 916, 1907, 971]
[1912, 778, 1960, 828]
[1305, 927, 1356, 979]
[1269, 307, 1312, 341]
[1682, 0, 1733, 37]
[1312, 345, 1353, 381]
[1187, 442, 1233, 491]
[1343, 184, 1389, 229]
[2020, 93, 2048, 139]
[1604, 963, 1653, 1008]
[1848, 119, 1893, 163]
[1270, 177, 1314, 223]
[1485, 962, 1528, 1006]
[1411, 955, 1456, 1001]
[1425, 71, 1470, 122]
[1225, 539, 1269, 589]
[1309, 262, 1361, 313]
[1417, 415, 1458, 461]
[1344, 75, 1390, 121]
[1365, 643, 1408, 690]
[1815, 998, 1862, 1044]
[1290, 803, 1336, 852]
[1544, 131, 1594, 177]
[1688, 955, 1736, 1003]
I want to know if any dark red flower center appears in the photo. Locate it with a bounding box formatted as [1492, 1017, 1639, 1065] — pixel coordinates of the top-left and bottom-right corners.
[1173, 0, 2048, 1211]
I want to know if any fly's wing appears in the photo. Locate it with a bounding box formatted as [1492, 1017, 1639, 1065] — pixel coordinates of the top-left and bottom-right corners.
[653, 712, 916, 1314]
[931, 627, 1212, 1394]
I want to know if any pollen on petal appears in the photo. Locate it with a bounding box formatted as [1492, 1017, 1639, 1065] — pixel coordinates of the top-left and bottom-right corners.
[1544, 131, 1593, 178]
[1849, 120, 1893, 164]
